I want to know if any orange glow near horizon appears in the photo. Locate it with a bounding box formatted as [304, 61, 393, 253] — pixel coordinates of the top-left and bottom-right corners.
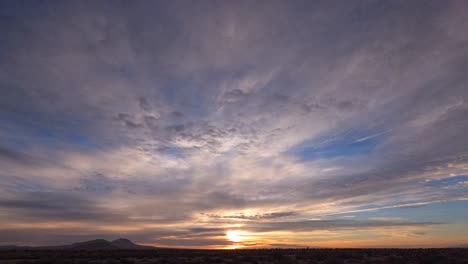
[226, 230, 250, 243]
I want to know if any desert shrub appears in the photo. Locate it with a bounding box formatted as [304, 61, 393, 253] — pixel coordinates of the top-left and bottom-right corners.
[36, 258, 58, 264]
[16, 260, 35, 264]
[323, 256, 344, 264]
[55, 260, 74, 264]
[102, 259, 119, 264]
[119, 258, 135, 264]
[75, 259, 90, 264]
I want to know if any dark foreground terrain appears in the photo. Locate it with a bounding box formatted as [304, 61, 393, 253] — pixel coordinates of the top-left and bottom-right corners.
[1, 248, 468, 264]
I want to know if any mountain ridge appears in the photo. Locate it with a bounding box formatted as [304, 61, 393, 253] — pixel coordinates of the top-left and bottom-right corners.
[0, 238, 154, 250]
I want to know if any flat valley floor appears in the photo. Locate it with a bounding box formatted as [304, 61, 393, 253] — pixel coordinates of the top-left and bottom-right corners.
[1, 248, 468, 264]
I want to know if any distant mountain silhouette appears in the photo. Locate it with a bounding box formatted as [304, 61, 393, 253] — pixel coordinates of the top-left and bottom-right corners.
[70, 239, 119, 250]
[110, 238, 148, 249]
[0, 238, 154, 250]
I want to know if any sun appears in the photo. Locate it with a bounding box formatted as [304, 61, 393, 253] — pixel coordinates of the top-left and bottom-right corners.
[226, 230, 249, 242]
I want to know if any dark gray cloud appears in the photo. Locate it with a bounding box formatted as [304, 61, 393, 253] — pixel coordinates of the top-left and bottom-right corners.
[0, 146, 36, 165]
[0, 191, 126, 222]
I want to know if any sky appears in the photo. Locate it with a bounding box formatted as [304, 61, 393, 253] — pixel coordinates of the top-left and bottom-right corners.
[1, 0, 468, 249]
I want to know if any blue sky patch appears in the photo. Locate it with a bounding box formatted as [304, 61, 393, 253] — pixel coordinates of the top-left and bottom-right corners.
[291, 130, 385, 160]
[425, 175, 468, 187]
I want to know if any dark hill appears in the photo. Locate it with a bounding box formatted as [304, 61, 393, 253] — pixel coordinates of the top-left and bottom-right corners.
[0, 238, 154, 250]
[110, 238, 153, 249]
[71, 239, 119, 250]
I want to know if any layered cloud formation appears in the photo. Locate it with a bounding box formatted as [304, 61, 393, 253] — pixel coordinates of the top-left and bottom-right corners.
[1, 0, 468, 248]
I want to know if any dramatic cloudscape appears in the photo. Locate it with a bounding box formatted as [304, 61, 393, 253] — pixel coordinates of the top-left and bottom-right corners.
[1, 0, 468, 249]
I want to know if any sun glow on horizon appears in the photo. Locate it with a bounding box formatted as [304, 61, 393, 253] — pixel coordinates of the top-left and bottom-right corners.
[226, 230, 250, 243]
